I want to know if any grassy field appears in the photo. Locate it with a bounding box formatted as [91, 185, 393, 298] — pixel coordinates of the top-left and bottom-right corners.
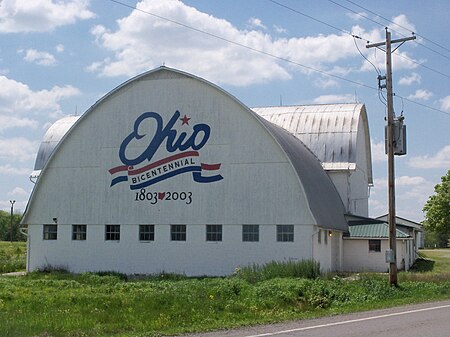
[0, 241, 26, 274]
[1, 245, 450, 337]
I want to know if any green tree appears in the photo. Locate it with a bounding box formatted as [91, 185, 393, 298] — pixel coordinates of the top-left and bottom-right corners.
[0, 210, 25, 242]
[423, 170, 450, 248]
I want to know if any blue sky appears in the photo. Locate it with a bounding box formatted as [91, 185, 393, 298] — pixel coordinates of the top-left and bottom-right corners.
[1, 0, 449, 222]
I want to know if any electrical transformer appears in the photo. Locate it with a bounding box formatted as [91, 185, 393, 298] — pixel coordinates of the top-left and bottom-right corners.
[385, 116, 407, 156]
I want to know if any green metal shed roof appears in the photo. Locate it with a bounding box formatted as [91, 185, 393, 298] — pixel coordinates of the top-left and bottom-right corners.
[346, 222, 410, 238]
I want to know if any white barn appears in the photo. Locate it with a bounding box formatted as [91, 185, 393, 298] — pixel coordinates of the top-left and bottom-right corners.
[23, 67, 351, 276]
[22, 67, 417, 275]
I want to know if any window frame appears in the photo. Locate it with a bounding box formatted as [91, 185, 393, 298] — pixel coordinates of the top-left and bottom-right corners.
[72, 224, 87, 241]
[276, 225, 294, 242]
[369, 239, 381, 252]
[43, 224, 58, 240]
[242, 225, 259, 242]
[139, 224, 155, 241]
[206, 224, 222, 242]
[171, 224, 186, 241]
[105, 224, 120, 241]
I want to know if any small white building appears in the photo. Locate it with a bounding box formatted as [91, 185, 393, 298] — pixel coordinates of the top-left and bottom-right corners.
[343, 215, 414, 272]
[22, 66, 419, 275]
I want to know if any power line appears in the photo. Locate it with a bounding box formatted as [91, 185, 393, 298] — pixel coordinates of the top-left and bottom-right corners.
[396, 94, 450, 116]
[272, 0, 450, 80]
[107, 0, 377, 91]
[343, 0, 450, 58]
[268, 0, 353, 37]
[106, 0, 450, 117]
[327, 0, 450, 79]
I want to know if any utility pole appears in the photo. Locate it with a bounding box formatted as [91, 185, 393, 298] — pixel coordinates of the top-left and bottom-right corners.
[367, 29, 415, 286]
[10, 200, 15, 242]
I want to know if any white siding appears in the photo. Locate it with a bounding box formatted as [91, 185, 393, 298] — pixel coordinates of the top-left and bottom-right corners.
[28, 224, 313, 276]
[25, 68, 337, 276]
[343, 239, 411, 272]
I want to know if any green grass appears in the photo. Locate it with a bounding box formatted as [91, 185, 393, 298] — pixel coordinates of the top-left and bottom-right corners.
[1, 246, 450, 337]
[0, 241, 26, 273]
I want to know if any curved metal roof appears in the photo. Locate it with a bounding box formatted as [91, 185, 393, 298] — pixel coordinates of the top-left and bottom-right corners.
[31, 115, 80, 177]
[252, 104, 373, 184]
[257, 116, 348, 231]
[25, 67, 348, 231]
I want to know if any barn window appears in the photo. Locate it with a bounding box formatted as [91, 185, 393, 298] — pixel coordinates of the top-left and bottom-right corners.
[72, 225, 87, 240]
[105, 225, 120, 241]
[369, 239, 381, 252]
[139, 225, 155, 241]
[277, 225, 294, 242]
[43, 224, 57, 240]
[171, 225, 186, 241]
[243, 225, 259, 242]
[206, 225, 222, 242]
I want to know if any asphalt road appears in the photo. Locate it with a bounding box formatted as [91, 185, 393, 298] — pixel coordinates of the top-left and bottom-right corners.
[183, 300, 450, 337]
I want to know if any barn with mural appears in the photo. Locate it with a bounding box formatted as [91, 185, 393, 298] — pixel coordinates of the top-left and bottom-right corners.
[22, 67, 420, 275]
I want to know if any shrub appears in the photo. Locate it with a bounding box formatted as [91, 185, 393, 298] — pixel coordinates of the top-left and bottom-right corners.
[235, 260, 321, 283]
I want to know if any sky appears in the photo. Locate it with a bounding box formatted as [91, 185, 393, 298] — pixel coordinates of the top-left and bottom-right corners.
[0, 0, 449, 223]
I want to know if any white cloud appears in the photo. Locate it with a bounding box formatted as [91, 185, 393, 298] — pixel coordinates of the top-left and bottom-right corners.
[247, 17, 266, 30]
[21, 49, 56, 66]
[398, 72, 421, 86]
[0, 137, 39, 162]
[0, 164, 31, 175]
[408, 145, 450, 169]
[0, 75, 81, 118]
[55, 44, 65, 53]
[371, 140, 386, 163]
[395, 175, 427, 186]
[88, 0, 370, 86]
[407, 89, 433, 101]
[389, 14, 416, 38]
[440, 95, 450, 112]
[273, 24, 287, 34]
[346, 12, 367, 21]
[0, 0, 94, 33]
[0, 115, 39, 132]
[8, 187, 29, 197]
[370, 175, 433, 222]
[314, 77, 340, 89]
[312, 94, 356, 104]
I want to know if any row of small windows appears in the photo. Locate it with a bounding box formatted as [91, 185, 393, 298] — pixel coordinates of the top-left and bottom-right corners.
[42, 224, 295, 242]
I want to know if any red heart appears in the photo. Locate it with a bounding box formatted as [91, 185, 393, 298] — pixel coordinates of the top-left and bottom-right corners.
[158, 192, 166, 200]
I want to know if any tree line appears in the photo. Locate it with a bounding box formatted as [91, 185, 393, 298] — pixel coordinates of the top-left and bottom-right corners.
[0, 210, 26, 242]
[423, 170, 450, 248]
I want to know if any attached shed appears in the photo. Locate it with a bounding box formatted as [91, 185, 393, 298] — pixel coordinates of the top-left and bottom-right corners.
[22, 66, 348, 276]
[343, 215, 413, 272]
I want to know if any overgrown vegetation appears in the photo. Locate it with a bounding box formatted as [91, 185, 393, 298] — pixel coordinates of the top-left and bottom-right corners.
[1, 247, 450, 337]
[234, 259, 321, 283]
[0, 241, 26, 273]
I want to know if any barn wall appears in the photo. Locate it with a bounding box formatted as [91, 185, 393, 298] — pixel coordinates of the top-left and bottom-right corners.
[28, 223, 314, 276]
